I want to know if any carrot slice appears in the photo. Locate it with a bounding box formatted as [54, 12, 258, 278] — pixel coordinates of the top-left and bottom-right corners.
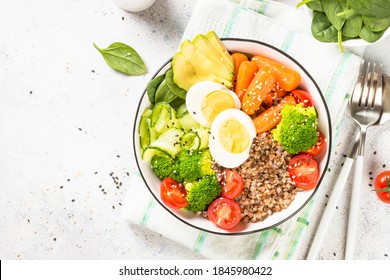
[234, 61, 257, 101]
[251, 56, 301, 91]
[231, 52, 249, 88]
[252, 95, 296, 134]
[263, 87, 287, 107]
[241, 66, 276, 115]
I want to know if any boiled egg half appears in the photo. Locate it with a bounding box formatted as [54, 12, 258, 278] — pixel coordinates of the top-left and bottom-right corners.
[185, 81, 241, 128]
[209, 109, 256, 168]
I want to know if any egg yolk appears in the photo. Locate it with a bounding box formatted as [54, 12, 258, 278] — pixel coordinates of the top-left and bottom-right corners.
[201, 90, 236, 123]
[218, 118, 250, 154]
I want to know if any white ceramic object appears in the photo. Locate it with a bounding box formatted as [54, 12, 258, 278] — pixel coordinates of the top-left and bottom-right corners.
[133, 39, 332, 235]
[113, 0, 157, 12]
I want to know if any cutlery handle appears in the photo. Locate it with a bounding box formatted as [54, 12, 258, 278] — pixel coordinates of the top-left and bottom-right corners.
[345, 155, 364, 260]
[306, 157, 354, 260]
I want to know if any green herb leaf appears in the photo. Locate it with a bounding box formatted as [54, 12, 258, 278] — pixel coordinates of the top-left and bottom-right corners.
[93, 42, 146, 76]
[359, 25, 386, 43]
[311, 11, 339, 42]
[146, 74, 165, 105]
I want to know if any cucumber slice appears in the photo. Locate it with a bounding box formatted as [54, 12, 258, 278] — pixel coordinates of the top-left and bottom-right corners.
[194, 128, 210, 149]
[141, 146, 172, 162]
[176, 103, 188, 118]
[139, 116, 151, 150]
[142, 108, 153, 119]
[178, 112, 200, 131]
[151, 103, 173, 134]
[181, 132, 200, 150]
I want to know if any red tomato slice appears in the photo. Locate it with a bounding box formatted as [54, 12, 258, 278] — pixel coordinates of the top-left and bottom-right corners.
[160, 178, 188, 208]
[207, 197, 241, 229]
[288, 154, 319, 190]
[374, 171, 390, 204]
[291, 89, 313, 107]
[220, 169, 245, 199]
[302, 131, 326, 156]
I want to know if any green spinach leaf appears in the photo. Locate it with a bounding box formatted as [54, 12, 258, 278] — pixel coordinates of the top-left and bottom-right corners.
[154, 80, 184, 109]
[311, 11, 339, 42]
[146, 74, 165, 105]
[359, 25, 386, 43]
[347, 0, 390, 19]
[343, 14, 363, 38]
[362, 15, 390, 32]
[322, 0, 347, 31]
[93, 42, 147, 76]
[165, 69, 187, 100]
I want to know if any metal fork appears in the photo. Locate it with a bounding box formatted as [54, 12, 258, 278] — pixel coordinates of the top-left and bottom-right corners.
[345, 62, 383, 260]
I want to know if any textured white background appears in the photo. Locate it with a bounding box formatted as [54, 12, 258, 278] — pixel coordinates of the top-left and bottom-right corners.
[0, 0, 389, 260]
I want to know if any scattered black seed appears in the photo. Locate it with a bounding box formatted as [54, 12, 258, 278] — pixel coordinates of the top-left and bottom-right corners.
[126, 172, 129, 176]
[122, 16, 124, 21]
[325, 203, 327, 206]
[71, 199, 75, 202]
[325, 194, 329, 198]
[94, 172, 98, 174]
[60, 186, 63, 189]
[103, 192, 107, 195]
[78, 127, 82, 131]
[116, 155, 120, 158]
[212, 136, 215, 140]
[342, 154, 347, 157]
[99, 185, 102, 188]
[374, 151, 377, 155]
[369, 183, 373, 187]
[370, 177, 374, 180]
[166, 124, 169, 128]
[109, 172, 114, 176]
[91, 69, 95, 73]
[333, 252, 336, 256]
[328, 168, 331, 172]
[112, 206, 115, 209]
[341, 162, 344, 167]
[385, 254, 388, 257]
[369, 171, 373, 175]
[336, 206, 338, 209]
[27, 219, 30, 223]
[119, 202, 122, 206]
[383, 164, 386, 168]
[67, 179, 70, 182]
[192, 111, 196, 115]
[53, 237, 57, 241]
[101, 188, 105, 192]
[29, 90, 33, 94]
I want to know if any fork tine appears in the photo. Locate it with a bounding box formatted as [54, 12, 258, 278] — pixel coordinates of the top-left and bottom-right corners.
[361, 62, 374, 107]
[350, 61, 366, 106]
[373, 64, 383, 109]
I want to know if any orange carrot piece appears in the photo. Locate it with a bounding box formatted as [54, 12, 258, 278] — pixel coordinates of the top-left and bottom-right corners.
[234, 61, 257, 101]
[241, 66, 276, 115]
[263, 87, 287, 107]
[253, 95, 296, 134]
[251, 56, 301, 91]
[232, 53, 249, 88]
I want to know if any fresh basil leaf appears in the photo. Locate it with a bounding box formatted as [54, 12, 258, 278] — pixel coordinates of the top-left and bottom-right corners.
[146, 74, 165, 105]
[165, 69, 187, 100]
[93, 42, 146, 76]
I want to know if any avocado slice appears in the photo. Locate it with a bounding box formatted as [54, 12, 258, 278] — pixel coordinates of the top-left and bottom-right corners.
[192, 34, 232, 71]
[205, 31, 234, 68]
[172, 52, 233, 91]
[172, 32, 234, 91]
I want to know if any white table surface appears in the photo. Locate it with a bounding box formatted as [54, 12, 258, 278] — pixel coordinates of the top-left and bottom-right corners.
[1, 0, 389, 260]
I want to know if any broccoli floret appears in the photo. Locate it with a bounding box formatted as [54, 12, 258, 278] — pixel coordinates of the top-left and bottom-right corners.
[177, 149, 214, 182]
[272, 104, 318, 154]
[151, 154, 183, 182]
[184, 175, 222, 213]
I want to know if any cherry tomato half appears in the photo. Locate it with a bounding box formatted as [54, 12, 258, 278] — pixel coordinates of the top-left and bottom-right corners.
[220, 169, 245, 199]
[288, 154, 319, 190]
[291, 89, 313, 107]
[207, 197, 241, 229]
[302, 131, 326, 157]
[160, 178, 188, 208]
[374, 170, 390, 204]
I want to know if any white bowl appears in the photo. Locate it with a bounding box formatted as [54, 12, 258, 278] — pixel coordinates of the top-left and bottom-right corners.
[133, 39, 332, 235]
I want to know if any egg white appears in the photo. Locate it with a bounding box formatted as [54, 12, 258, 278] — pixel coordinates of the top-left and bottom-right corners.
[209, 109, 256, 168]
[185, 81, 241, 128]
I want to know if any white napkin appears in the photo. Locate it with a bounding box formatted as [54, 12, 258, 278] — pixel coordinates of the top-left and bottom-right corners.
[122, 0, 364, 259]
